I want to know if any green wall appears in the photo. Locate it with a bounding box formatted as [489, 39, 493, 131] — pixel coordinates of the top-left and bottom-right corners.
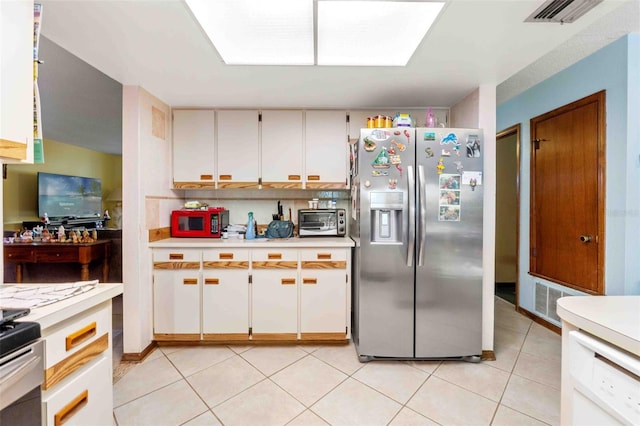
[3, 139, 122, 230]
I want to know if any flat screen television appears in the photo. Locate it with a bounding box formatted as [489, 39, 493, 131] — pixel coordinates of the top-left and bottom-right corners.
[37, 172, 102, 219]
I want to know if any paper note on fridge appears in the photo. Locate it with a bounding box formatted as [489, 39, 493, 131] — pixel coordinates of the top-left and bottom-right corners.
[462, 171, 482, 185]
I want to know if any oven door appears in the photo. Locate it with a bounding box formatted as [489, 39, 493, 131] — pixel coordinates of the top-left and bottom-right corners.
[0, 339, 44, 425]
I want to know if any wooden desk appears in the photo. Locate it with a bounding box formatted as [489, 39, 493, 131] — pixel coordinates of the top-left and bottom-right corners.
[4, 240, 111, 283]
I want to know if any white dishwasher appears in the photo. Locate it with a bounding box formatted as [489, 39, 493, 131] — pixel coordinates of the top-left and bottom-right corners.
[569, 330, 640, 425]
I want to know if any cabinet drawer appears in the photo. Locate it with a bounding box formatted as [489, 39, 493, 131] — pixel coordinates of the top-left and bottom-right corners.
[4, 247, 35, 261]
[300, 248, 347, 269]
[42, 302, 111, 389]
[203, 248, 249, 269]
[36, 248, 77, 262]
[251, 249, 297, 268]
[153, 248, 200, 269]
[43, 355, 112, 426]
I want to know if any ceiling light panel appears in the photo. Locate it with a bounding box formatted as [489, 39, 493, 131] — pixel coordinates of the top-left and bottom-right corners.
[317, 1, 445, 66]
[185, 0, 314, 65]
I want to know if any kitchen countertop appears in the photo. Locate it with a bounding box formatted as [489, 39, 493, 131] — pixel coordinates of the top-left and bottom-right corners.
[1, 283, 123, 330]
[149, 236, 355, 248]
[557, 295, 640, 356]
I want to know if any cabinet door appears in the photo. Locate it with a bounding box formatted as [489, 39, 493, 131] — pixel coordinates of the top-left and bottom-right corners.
[261, 110, 303, 188]
[0, 1, 33, 162]
[300, 249, 348, 339]
[217, 110, 260, 188]
[172, 110, 215, 188]
[202, 249, 250, 339]
[251, 249, 298, 338]
[153, 267, 200, 335]
[305, 110, 348, 189]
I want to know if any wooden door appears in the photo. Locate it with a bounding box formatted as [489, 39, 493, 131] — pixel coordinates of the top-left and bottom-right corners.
[530, 91, 605, 294]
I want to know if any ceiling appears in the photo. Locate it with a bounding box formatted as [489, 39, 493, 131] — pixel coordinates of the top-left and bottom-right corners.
[37, 0, 639, 155]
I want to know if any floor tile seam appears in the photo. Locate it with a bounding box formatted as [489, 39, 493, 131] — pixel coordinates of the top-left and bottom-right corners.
[425, 371, 503, 405]
[206, 376, 271, 411]
[269, 368, 351, 409]
[177, 408, 219, 426]
[168, 351, 239, 379]
[348, 373, 417, 406]
[239, 349, 310, 378]
[495, 401, 554, 425]
[406, 360, 442, 375]
[112, 375, 187, 410]
[112, 412, 120, 426]
[392, 374, 445, 425]
[308, 350, 364, 376]
[494, 323, 531, 342]
[509, 369, 561, 391]
[518, 347, 562, 363]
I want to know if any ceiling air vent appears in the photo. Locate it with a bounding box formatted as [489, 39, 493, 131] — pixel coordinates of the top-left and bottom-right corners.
[525, 0, 603, 23]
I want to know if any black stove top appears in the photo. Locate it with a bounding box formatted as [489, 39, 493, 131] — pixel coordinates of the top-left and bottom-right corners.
[0, 321, 41, 358]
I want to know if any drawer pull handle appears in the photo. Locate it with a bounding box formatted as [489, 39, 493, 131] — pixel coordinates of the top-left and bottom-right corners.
[200, 174, 213, 180]
[219, 174, 232, 180]
[219, 253, 234, 260]
[303, 278, 317, 285]
[66, 322, 97, 351]
[169, 253, 184, 260]
[288, 175, 300, 181]
[317, 253, 332, 260]
[268, 253, 282, 260]
[54, 389, 88, 426]
[281, 278, 296, 285]
[307, 175, 320, 181]
[183, 278, 198, 285]
[205, 278, 219, 285]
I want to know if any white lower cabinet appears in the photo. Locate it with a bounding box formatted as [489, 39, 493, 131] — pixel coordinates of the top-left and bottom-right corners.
[251, 249, 298, 338]
[300, 249, 349, 339]
[43, 356, 112, 426]
[152, 249, 201, 336]
[202, 249, 250, 339]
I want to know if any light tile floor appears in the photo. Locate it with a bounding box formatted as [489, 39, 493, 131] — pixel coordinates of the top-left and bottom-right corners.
[111, 297, 561, 425]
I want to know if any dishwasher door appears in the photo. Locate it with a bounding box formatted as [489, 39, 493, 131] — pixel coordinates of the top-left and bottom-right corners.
[569, 330, 640, 425]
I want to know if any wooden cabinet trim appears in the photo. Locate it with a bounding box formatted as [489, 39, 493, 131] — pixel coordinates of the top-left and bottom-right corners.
[0, 138, 28, 160]
[153, 261, 200, 270]
[44, 333, 109, 390]
[252, 261, 298, 269]
[203, 261, 249, 269]
[301, 260, 347, 269]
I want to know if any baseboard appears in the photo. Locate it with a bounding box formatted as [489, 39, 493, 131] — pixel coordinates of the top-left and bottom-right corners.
[121, 341, 157, 362]
[516, 306, 561, 335]
[481, 350, 496, 361]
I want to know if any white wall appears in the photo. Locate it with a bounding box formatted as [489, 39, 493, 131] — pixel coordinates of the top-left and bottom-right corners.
[122, 86, 182, 354]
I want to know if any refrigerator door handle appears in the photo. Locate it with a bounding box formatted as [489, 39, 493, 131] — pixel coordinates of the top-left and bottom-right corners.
[407, 165, 415, 267]
[418, 165, 426, 266]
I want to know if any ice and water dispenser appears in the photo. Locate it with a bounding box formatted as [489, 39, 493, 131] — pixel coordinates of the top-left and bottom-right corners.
[370, 192, 403, 243]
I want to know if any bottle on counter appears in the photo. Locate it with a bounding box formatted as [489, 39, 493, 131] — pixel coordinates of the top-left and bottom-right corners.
[246, 212, 256, 240]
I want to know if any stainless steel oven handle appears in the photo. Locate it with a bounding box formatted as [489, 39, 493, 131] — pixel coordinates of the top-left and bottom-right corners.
[0, 354, 42, 389]
[418, 165, 426, 266]
[407, 165, 415, 267]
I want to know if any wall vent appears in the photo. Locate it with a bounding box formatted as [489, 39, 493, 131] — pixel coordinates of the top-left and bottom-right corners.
[534, 281, 582, 325]
[524, 0, 603, 23]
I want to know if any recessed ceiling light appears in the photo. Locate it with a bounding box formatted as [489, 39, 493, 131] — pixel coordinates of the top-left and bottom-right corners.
[185, 0, 444, 66]
[317, 1, 445, 66]
[185, 0, 314, 65]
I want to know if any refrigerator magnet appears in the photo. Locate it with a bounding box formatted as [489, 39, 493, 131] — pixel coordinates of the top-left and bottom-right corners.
[424, 132, 436, 141]
[389, 178, 397, 190]
[454, 161, 463, 174]
[441, 149, 451, 157]
[439, 206, 460, 222]
[363, 136, 377, 152]
[440, 174, 461, 190]
[372, 147, 391, 169]
[371, 170, 388, 177]
[425, 147, 434, 158]
[389, 154, 401, 165]
[392, 140, 406, 151]
[466, 135, 481, 158]
[441, 133, 458, 145]
[437, 158, 445, 174]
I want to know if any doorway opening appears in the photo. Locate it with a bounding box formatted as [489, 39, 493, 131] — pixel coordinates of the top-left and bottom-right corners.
[495, 124, 521, 306]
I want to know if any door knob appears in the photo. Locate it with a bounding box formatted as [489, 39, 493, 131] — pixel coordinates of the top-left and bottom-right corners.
[579, 235, 593, 243]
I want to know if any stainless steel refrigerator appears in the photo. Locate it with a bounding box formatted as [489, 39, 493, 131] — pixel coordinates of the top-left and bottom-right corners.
[350, 127, 483, 361]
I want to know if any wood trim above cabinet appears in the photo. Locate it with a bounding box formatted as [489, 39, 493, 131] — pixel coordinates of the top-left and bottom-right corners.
[149, 227, 171, 242]
[0, 138, 28, 160]
[301, 260, 347, 269]
[305, 182, 348, 190]
[252, 261, 298, 269]
[217, 181, 260, 189]
[261, 182, 303, 189]
[153, 261, 200, 270]
[173, 182, 216, 189]
[203, 261, 249, 269]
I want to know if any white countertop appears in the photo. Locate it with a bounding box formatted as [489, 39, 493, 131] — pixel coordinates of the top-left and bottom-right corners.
[557, 295, 640, 356]
[149, 237, 355, 248]
[2, 283, 123, 330]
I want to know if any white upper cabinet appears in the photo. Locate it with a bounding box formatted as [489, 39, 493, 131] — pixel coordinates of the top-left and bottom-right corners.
[172, 109, 215, 188]
[217, 110, 260, 188]
[261, 110, 303, 188]
[0, 1, 34, 162]
[305, 110, 348, 189]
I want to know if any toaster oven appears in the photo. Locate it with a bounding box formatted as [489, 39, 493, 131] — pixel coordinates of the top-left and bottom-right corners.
[298, 209, 346, 237]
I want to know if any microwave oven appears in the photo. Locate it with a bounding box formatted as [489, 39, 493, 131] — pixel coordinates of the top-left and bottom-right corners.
[171, 207, 229, 238]
[298, 209, 346, 237]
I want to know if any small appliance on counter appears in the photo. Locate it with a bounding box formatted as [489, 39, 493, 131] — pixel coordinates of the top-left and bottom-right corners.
[298, 209, 346, 237]
[171, 207, 229, 238]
